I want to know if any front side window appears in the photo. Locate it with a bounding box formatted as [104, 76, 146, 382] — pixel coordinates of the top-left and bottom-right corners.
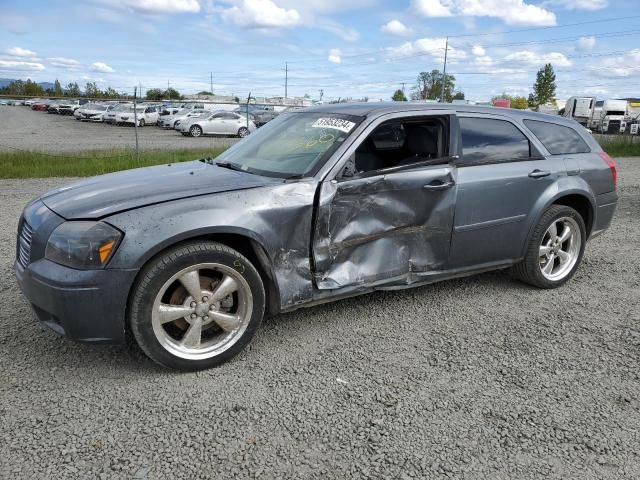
[214, 112, 363, 177]
[523, 119, 590, 155]
[459, 117, 532, 164]
[348, 116, 449, 175]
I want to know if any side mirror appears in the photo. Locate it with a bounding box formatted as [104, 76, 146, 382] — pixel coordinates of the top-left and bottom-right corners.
[340, 154, 357, 178]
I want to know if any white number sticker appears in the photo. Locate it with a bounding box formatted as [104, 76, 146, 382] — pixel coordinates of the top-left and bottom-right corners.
[311, 118, 356, 133]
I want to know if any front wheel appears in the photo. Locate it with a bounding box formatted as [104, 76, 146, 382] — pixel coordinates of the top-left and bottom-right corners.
[512, 205, 586, 289]
[238, 127, 250, 138]
[190, 125, 202, 137]
[129, 242, 266, 370]
[138, 118, 145, 127]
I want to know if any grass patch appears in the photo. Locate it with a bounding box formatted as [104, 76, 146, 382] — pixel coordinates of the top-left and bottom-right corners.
[597, 136, 640, 157]
[0, 148, 227, 178]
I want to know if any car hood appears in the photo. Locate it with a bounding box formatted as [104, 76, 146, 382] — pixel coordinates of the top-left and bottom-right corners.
[40, 160, 280, 219]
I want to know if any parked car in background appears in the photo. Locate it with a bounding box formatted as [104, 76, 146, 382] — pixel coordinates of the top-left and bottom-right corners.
[103, 103, 132, 124]
[179, 111, 256, 137]
[235, 104, 278, 126]
[161, 109, 206, 129]
[14, 103, 618, 370]
[115, 104, 160, 126]
[75, 103, 111, 122]
[24, 98, 41, 106]
[47, 102, 61, 114]
[58, 99, 82, 115]
[32, 101, 51, 111]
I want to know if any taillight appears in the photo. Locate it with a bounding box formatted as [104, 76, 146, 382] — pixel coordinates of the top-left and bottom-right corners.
[598, 151, 617, 189]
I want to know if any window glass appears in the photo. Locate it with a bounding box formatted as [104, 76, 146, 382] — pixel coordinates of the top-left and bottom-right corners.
[460, 117, 531, 164]
[523, 119, 590, 155]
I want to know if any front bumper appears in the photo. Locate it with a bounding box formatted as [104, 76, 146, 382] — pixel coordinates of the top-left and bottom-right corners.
[15, 258, 138, 344]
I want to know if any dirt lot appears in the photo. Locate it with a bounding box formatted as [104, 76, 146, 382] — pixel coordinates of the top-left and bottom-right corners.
[0, 105, 238, 152]
[0, 160, 639, 479]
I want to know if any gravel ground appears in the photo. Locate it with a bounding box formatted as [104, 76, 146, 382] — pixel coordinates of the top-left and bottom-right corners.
[0, 105, 238, 152]
[1, 159, 639, 479]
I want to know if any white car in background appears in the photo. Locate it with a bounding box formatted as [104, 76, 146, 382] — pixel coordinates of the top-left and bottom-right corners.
[160, 109, 206, 129]
[115, 105, 160, 126]
[75, 103, 115, 122]
[103, 103, 132, 124]
[179, 111, 256, 137]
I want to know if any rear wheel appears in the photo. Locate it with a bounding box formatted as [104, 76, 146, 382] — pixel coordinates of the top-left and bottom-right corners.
[238, 127, 250, 138]
[190, 125, 202, 137]
[138, 118, 145, 127]
[129, 241, 265, 370]
[512, 205, 586, 288]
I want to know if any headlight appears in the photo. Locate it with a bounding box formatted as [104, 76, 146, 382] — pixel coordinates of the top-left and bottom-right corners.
[45, 221, 122, 269]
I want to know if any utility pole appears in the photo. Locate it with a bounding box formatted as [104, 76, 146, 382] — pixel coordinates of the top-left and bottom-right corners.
[401, 82, 406, 93]
[210, 72, 213, 94]
[284, 62, 288, 100]
[440, 36, 449, 103]
[133, 86, 139, 162]
[167, 79, 170, 90]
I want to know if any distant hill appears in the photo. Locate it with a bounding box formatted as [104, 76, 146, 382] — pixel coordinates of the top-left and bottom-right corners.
[0, 78, 55, 90]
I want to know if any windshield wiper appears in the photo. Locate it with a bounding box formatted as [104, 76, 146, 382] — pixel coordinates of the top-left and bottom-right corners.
[215, 161, 249, 172]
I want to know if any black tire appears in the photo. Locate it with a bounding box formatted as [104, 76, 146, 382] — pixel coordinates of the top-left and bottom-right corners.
[138, 118, 145, 127]
[512, 205, 586, 289]
[238, 127, 249, 138]
[190, 125, 202, 137]
[129, 241, 265, 370]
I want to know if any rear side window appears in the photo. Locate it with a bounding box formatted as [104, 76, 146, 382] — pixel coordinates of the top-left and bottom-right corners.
[459, 117, 532, 164]
[524, 120, 590, 155]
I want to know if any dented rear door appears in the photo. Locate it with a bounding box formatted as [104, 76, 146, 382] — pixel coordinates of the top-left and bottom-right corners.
[312, 164, 457, 289]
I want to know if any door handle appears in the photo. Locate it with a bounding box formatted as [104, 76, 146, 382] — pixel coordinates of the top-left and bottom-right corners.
[423, 180, 455, 190]
[528, 169, 551, 178]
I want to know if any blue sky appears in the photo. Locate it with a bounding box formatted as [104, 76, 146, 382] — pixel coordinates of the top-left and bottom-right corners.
[1, 0, 639, 101]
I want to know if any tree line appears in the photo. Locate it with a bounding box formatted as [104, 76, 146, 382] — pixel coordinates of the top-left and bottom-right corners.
[0, 78, 185, 101]
[392, 63, 558, 110]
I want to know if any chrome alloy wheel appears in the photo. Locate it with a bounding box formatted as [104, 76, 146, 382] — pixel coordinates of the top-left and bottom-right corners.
[151, 263, 253, 360]
[539, 217, 581, 281]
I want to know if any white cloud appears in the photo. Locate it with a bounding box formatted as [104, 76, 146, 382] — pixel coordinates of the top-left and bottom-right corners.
[412, 0, 556, 26]
[0, 60, 45, 71]
[590, 49, 640, 78]
[387, 37, 467, 62]
[222, 0, 300, 28]
[5, 47, 37, 57]
[328, 48, 342, 63]
[381, 19, 412, 36]
[545, 0, 607, 10]
[577, 36, 596, 50]
[504, 50, 571, 67]
[118, 0, 200, 13]
[412, 0, 452, 17]
[472, 45, 485, 56]
[91, 62, 115, 73]
[48, 57, 81, 68]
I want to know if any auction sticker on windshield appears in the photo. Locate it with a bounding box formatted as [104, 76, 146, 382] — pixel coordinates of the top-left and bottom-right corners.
[312, 118, 356, 133]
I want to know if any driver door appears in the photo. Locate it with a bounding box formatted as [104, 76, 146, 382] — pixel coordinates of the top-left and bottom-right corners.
[312, 112, 459, 290]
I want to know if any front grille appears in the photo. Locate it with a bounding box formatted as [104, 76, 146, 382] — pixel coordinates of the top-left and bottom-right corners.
[17, 219, 33, 268]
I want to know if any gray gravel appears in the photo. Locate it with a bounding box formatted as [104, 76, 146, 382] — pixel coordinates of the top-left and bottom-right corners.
[1, 159, 639, 479]
[0, 105, 237, 152]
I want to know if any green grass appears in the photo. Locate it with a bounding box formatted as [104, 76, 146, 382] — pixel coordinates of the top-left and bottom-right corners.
[597, 137, 640, 157]
[0, 148, 227, 178]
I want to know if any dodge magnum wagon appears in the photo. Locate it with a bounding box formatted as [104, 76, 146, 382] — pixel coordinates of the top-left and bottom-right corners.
[15, 103, 618, 370]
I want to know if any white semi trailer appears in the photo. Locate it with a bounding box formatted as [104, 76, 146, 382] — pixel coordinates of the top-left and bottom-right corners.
[563, 96, 596, 127]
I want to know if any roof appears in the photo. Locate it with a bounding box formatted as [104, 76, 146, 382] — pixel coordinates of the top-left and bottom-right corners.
[301, 101, 578, 126]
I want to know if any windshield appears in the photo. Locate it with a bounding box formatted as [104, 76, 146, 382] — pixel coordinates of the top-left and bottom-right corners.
[214, 112, 363, 177]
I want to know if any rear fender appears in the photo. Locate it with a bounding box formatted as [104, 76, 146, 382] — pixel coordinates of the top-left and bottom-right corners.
[519, 176, 596, 258]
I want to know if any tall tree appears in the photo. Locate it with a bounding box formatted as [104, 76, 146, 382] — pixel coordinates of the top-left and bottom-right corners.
[164, 87, 182, 100]
[65, 82, 81, 96]
[53, 79, 63, 97]
[411, 69, 457, 102]
[85, 82, 102, 98]
[530, 63, 556, 107]
[146, 88, 164, 100]
[452, 91, 465, 100]
[392, 89, 407, 101]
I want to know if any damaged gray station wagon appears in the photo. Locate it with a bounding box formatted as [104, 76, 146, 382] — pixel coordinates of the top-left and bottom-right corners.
[16, 103, 618, 370]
